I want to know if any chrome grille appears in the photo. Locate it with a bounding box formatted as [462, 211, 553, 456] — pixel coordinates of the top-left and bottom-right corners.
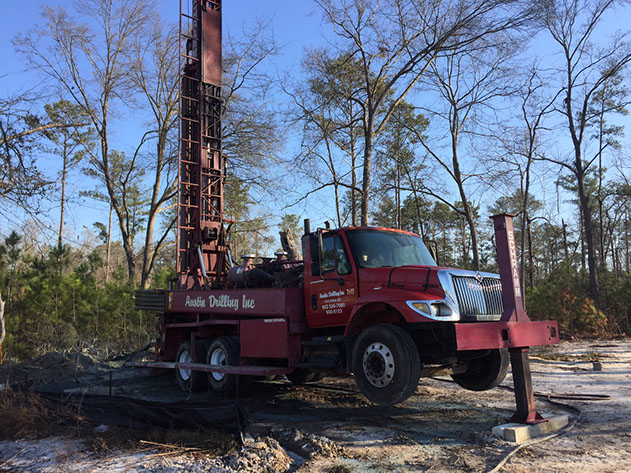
[451, 275, 503, 321]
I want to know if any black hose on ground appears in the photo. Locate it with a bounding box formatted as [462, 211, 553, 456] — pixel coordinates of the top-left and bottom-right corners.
[429, 376, 610, 473]
[487, 385, 610, 473]
[486, 391, 584, 473]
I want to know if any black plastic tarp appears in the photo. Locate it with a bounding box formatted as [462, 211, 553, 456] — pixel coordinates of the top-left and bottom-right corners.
[37, 391, 250, 437]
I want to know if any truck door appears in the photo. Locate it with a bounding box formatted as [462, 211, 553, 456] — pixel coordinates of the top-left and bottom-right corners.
[306, 233, 358, 328]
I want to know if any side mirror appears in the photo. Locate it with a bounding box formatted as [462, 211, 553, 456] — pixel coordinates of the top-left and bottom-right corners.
[317, 229, 324, 278]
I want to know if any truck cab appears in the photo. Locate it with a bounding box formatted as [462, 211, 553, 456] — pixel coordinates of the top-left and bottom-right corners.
[304, 226, 502, 329]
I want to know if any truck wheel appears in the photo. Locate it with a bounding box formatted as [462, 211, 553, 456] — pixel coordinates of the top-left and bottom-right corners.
[175, 340, 204, 392]
[352, 324, 421, 406]
[286, 368, 316, 384]
[451, 348, 509, 391]
[206, 337, 253, 393]
[206, 337, 237, 393]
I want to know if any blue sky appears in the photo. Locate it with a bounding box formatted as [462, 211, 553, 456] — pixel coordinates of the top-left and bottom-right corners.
[0, 1, 324, 244]
[1, 1, 630, 252]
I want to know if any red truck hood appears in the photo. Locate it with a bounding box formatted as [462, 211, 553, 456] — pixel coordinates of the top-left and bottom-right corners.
[358, 265, 447, 300]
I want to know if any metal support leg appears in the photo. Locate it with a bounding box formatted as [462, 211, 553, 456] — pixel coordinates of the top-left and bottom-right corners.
[509, 347, 546, 424]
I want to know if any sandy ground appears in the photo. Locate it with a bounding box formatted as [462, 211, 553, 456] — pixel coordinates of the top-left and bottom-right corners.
[0, 339, 629, 472]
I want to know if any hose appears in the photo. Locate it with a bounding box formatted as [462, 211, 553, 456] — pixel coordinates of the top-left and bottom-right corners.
[486, 391, 585, 473]
[429, 377, 609, 473]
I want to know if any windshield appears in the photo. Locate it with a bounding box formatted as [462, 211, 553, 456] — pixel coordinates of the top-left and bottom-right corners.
[346, 230, 436, 268]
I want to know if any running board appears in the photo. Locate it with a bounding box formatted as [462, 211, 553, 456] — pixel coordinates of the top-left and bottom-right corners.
[126, 361, 291, 377]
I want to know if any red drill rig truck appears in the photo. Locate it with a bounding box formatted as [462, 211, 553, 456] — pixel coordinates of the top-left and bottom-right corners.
[134, 0, 559, 421]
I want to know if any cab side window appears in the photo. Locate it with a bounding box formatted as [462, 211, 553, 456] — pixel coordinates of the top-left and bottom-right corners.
[322, 235, 351, 275]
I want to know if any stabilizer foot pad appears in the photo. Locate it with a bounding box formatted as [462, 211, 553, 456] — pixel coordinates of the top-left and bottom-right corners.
[492, 415, 569, 443]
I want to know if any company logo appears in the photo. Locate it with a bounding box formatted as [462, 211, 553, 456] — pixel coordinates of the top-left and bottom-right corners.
[475, 272, 483, 282]
[184, 294, 256, 310]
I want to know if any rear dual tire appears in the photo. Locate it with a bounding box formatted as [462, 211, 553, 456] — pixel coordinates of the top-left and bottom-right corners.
[206, 336, 253, 393]
[175, 337, 252, 394]
[175, 340, 206, 392]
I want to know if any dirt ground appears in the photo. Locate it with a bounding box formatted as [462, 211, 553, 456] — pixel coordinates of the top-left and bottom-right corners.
[0, 338, 630, 472]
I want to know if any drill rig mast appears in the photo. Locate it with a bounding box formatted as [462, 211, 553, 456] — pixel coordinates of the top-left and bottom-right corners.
[177, 0, 230, 289]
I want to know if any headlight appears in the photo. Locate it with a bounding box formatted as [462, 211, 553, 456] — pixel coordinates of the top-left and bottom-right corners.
[430, 302, 453, 317]
[407, 300, 458, 320]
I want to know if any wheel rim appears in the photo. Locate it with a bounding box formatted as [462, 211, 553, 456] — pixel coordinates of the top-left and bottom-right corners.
[178, 350, 192, 381]
[210, 347, 226, 381]
[363, 342, 395, 388]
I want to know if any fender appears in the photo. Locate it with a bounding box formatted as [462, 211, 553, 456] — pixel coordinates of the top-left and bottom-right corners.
[344, 292, 438, 336]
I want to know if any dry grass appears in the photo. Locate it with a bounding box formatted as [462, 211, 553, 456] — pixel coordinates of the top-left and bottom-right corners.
[0, 390, 76, 440]
[87, 425, 236, 458]
[0, 390, 236, 458]
[533, 351, 601, 362]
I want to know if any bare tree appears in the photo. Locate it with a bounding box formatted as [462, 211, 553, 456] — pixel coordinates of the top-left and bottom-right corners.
[315, 0, 536, 225]
[541, 0, 631, 309]
[407, 38, 517, 269]
[128, 21, 180, 287]
[16, 0, 156, 282]
[286, 50, 366, 226]
[222, 20, 282, 188]
[497, 68, 561, 287]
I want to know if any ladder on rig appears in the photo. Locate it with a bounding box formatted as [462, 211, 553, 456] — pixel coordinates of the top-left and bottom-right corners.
[177, 0, 228, 289]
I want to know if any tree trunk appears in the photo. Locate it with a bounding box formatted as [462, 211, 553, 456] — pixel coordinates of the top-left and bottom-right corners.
[450, 115, 479, 270]
[520, 156, 532, 293]
[106, 204, 112, 283]
[279, 230, 301, 260]
[576, 164, 601, 309]
[140, 205, 156, 289]
[562, 219, 570, 263]
[464, 209, 480, 270]
[626, 209, 630, 273]
[59, 153, 67, 250]
[0, 290, 5, 363]
[334, 181, 342, 229]
[360, 118, 374, 226]
[453, 160, 479, 269]
[140, 135, 168, 289]
[527, 221, 534, 289]
[350, 99, 358, 227]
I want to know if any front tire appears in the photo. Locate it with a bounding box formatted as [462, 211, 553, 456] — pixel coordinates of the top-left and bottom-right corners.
[451, 348, 509, 391]
[352, 324, 421, 406]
